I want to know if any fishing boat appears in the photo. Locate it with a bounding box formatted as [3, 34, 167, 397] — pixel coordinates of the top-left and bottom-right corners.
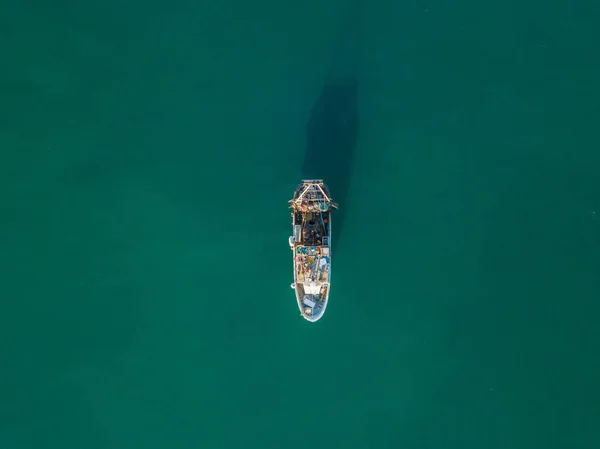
[288, 180, 338, 322]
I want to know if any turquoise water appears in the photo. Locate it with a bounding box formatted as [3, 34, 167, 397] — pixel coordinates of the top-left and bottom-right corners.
[1, 1, 599, 448]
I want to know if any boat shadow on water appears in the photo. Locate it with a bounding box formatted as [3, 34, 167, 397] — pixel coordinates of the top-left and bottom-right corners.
[302, 4, 361, 249]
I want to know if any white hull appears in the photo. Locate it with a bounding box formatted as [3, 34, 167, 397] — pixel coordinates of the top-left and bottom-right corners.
[288, 180, 336, 323]
[290, 215, 331, 322]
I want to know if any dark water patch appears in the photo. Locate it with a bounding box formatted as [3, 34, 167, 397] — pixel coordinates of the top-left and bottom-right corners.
[302, 1, 362, 247]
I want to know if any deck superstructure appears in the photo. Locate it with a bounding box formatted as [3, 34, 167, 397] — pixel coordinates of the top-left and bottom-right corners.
[288, 180, 337, 322]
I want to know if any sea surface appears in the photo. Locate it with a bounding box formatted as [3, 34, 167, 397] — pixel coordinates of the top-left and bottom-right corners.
[1, 1, 599, 448]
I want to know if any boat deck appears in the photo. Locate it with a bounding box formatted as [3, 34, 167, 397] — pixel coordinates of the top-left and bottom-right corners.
[289, 180, 336, 322]
[295, 245, 330, 284]
[295, 282, 329, 321]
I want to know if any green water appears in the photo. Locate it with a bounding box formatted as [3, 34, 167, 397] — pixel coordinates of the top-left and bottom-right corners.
[1, 1, 599, 448]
